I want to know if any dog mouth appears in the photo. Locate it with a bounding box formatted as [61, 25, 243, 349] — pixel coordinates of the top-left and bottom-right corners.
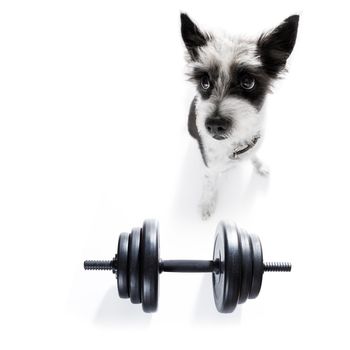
[213, 134, 227, 140]
[230, 135, 260, 159]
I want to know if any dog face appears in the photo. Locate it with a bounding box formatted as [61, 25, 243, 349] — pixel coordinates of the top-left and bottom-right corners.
[181, 13, 299, 144]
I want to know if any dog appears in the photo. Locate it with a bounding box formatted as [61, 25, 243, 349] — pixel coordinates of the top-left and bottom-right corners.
[180, 13, 299, 219]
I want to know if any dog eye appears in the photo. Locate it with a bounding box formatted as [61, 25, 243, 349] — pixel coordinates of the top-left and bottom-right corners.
[240, 76, 255, 90]
[200, 75, 211, 90]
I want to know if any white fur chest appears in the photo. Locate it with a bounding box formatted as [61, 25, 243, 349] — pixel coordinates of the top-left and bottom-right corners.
[201, 135, 239, 171]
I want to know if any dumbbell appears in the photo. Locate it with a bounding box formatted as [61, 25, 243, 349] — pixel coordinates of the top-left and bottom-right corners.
[84, 219, 291, 313]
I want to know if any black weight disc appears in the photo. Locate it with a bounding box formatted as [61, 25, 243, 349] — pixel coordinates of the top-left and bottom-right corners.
[212, 222, 241, 313]
[249, 234, 264, 299]
[141, 219, 159, 313]
[128, 227, 142, 304]
[238, 230, 253, 304]
[117, 232, 129, 298]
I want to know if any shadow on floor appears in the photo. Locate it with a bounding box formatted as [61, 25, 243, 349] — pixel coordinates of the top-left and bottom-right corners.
[94, 286, 152, 327]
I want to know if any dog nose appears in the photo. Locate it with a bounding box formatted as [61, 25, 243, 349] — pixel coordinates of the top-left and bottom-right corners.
[205, 117, 232, 139]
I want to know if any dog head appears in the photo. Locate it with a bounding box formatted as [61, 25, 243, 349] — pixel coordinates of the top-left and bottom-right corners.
[181, 13, 299, 143]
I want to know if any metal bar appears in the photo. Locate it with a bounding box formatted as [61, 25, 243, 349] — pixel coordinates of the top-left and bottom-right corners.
[160, 259, 215, 273]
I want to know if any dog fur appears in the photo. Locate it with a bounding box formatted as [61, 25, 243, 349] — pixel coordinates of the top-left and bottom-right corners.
[181, 13, 299, 219]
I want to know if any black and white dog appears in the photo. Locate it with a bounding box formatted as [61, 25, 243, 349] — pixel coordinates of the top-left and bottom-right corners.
[181, 13, 299, 219]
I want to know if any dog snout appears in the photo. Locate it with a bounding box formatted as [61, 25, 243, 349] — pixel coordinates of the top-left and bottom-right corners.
[205, 117, 232, 140]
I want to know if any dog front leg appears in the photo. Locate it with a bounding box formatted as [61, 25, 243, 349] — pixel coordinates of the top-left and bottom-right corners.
[251, 155, 270, 176]
[200, 170, 219, 220]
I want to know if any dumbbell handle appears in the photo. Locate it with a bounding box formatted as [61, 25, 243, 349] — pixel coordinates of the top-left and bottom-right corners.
[84, 259, 292, 273]
[160, 260, 217, 273]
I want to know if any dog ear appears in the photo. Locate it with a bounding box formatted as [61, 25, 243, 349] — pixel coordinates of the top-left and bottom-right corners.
[180, 13, 208, 60]
[258, 15, 299, 77]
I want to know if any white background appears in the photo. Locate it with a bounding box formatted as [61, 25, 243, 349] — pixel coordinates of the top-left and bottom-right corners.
[1, 0, 349, 348]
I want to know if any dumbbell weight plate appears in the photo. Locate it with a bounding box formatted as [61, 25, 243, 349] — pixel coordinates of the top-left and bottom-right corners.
[141, 219, 159, 313]
[128, 228, 142, 304]
[117, 232, 129, 298]
[249, 234, 264, 299]
[238, 230, 253, 304]
[212, 222, 241, 313]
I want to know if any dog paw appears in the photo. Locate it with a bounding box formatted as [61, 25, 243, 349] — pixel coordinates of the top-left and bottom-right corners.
[255, 163, 270, 176]
[200, 200, 216, 220]
[252, 157, 270, 177]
